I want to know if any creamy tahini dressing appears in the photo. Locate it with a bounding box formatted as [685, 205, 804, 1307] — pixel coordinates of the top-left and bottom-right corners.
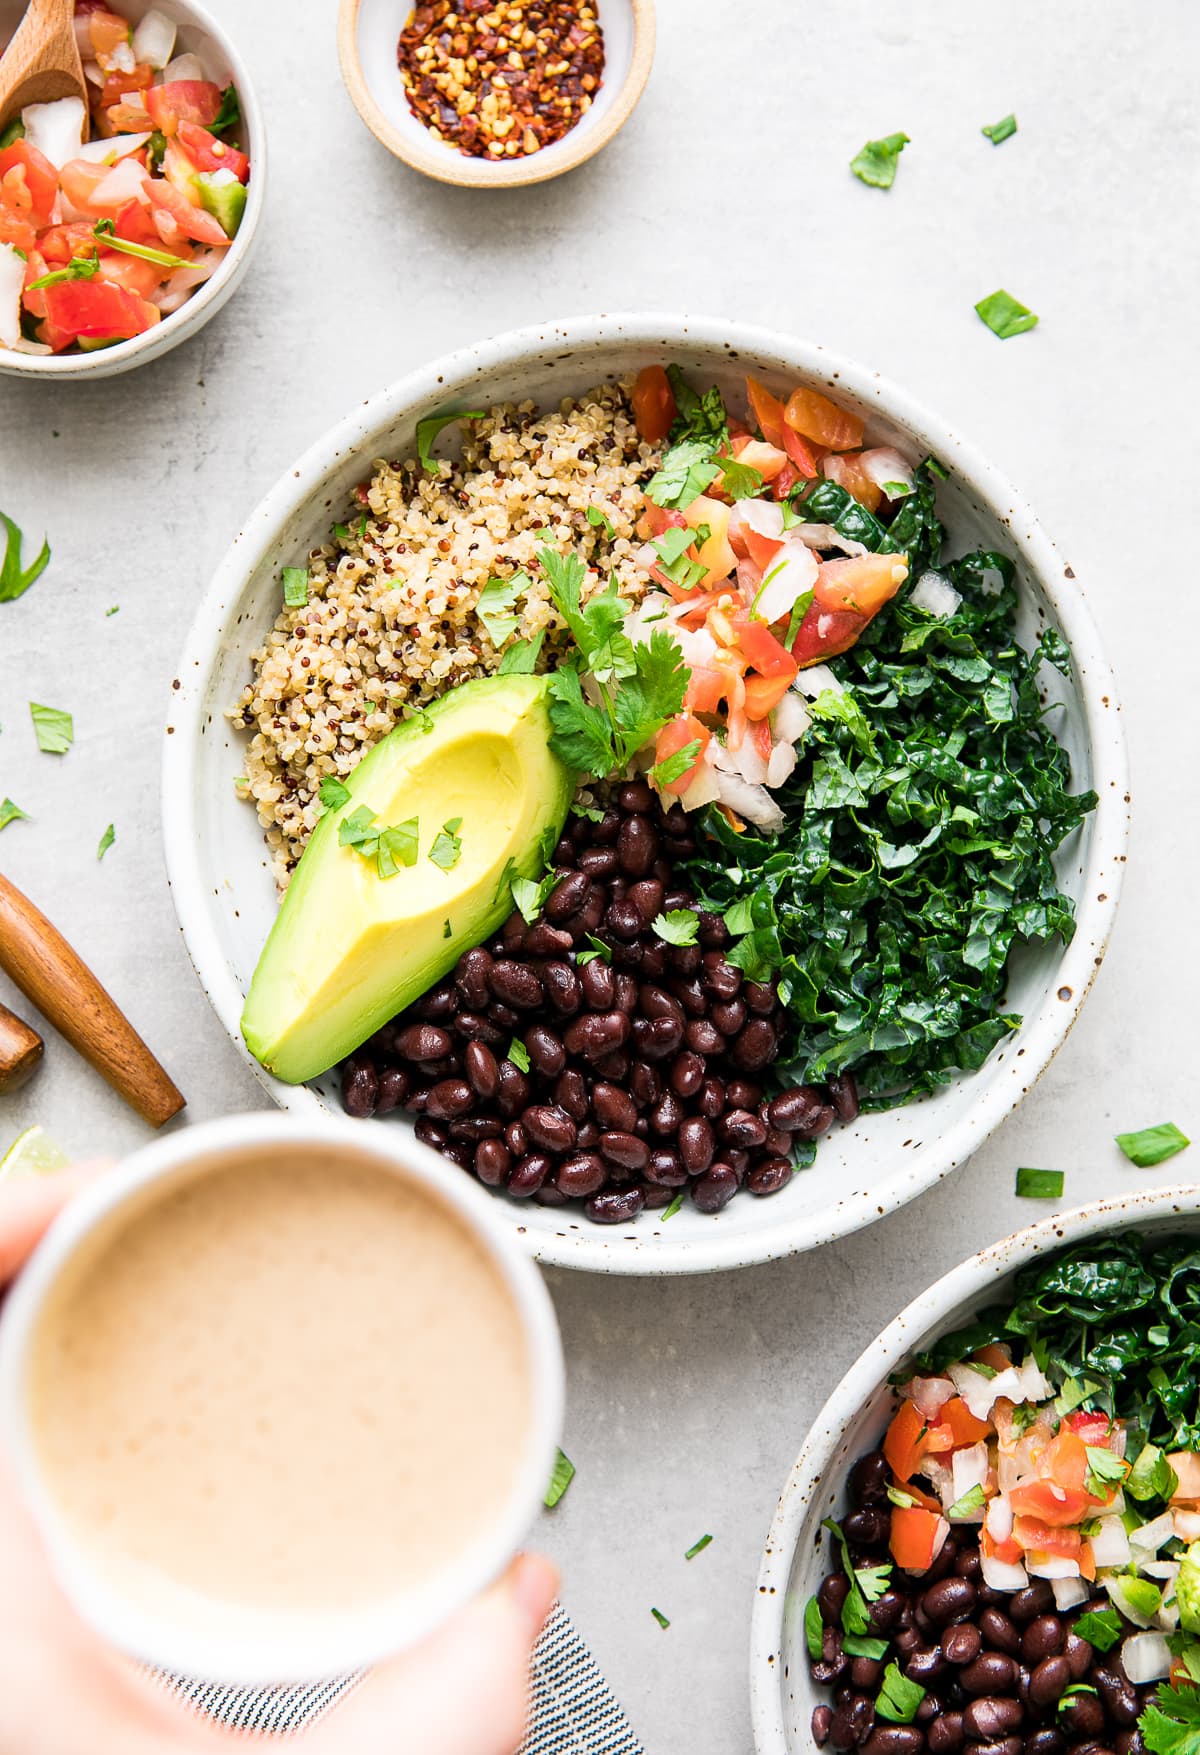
[27, 1154, 530, 1610]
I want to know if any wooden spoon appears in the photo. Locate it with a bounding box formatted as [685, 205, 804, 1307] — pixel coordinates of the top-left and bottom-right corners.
[0, 0, 87, 132]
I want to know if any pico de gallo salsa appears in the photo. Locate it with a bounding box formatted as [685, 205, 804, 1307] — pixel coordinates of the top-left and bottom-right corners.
[0, 4, 250, 355]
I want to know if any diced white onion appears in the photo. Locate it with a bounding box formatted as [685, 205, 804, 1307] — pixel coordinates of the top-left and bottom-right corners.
[11, 338, 52, 354]
[93, 157, 149, 208]
[74, 131, 152, 164]
[712, 735, 768, 789]
[950, 1443, 989, 1514]
[1104, 1574, 1157, 1628]
[1013, 1356, 1053, 1403]
[765, 741, 797, 789]
[132, 7, 177, 68]
[771, 691, 811, 746]
[20, 95, 85, 168]
[728, 497, 784, 547]
[792, 664, 843, 700]
[108, 39, 136, 72]
[986, 1495, 1014, 1543]
[911, 570, 962, 619]
[1131, 1512, 1176, 1557]
[677, 758, 722, 812]
[0, 243, 26, 348]
[1144, 1558, 1181, 1581]
[1027, 1555, 1081, 1580]
[1123, 1631, 1172, 1683]
[750, 538, 817, 625]
[84, 59, 104, 86]
[904, 1376, 957, 1422]
[948, 1362, 1021, 1422]
[1052, 1576, 1090, 1609]
[788, 522, 869, 559]
[858, 446, 915, 494]
[981, 1552, 1028, 1592]
[161, 51, 205, 81]
[712, 771, 784, 834]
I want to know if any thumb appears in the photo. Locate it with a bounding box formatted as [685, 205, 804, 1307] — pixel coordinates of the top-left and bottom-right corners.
[302, 1553, 559, 1755]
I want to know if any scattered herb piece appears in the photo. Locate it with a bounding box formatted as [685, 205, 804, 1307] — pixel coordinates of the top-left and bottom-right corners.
[651, 738, 701, 791]
[886, 1484, 918, 1509]
[338, 805, 378, 848]
[27, 257, 100, 290]
[497, 630, 545, 675]
[586, 504, 615, 539]
[804, 1596, 823, 1661]
[646, 438, 721, 512]
[571, 803, 606, 823]
[511, 873, 556, 924]
[0, 118, 23, 148]
[96, 823, 115, 861]
[406, 706, 436, 736]
[507, 1038, 531, 1073]
[105, 604, 118, 616]
[876, 1662, 926, 1724]
[415, 408, 484, 474]
[1127, 1444, 1178, 1503]
[0, 798, 27, 831]
[282, 567, 309, 608]
[476, 571, 530, 646]
[1142, 1678, 1200, 1752]
[851, 132, 910, 189]
[375, 819, 420, 878]
[650, 1608, 670, 1631]
[210, 83, 241, 136]
[0, 510, 51, 603]
[544, 1446, 575, 1508]
[660, 1190, 684, 1221]
[946, 1482, 986, 1520]
[1016, 1167, 1065, 1199]
[30, 701, 72, 754]
[843, 1634, 891, 1660]
[576, 932, 612, 967]
[653, 909, 700, 947]
[1084, 1444, 1128, 1498]
[428, 817, 463, 871]
[975, 289, 1039, 339]
[982, 114, 1018, 145]
[715, 455, 764, 500]
[493, 855, 520, 904]
[1116, 1123, 1190, 1168]
[92, 220, 189, 269]
[1072, 1607, 1122, 1653]
[442, 918, 452, 939]
[318, 775, 351, 812]
[684, 1534, 712, 1561]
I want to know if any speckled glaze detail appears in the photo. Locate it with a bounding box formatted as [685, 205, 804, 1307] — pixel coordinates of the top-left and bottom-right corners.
[0, 0, 267, 381]
[161, 314, 1131, 1276]
[748, 1186, 1199, 1754]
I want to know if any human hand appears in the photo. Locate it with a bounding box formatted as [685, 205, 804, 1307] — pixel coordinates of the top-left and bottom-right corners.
[0, 1169, 558, 1755]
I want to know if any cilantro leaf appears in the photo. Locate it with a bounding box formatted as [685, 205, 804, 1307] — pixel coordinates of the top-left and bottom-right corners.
[611, 629, 688, 764]
[660, 1190, 684, 1220]
[282, 567, 309, 608]
[804, 1596, 823, 1661]
[543, 1446, 574, 1508]
[339, 805, 379, 848]
[497, 630, 545, 674]
[1072, 1607, 1122, 1652]
[851, 132, 910, 189]
[1116, 1122, 1190, 1168]
[511, 873, 555, 924]
[210, 84, 241, 135]
[547, 666, 618, 776]
[1016, 1167, 1064, 1199]
[30, 701, 72, 754]
[650, 1607, 670, 1631]
[429, 817, 463, 871]
[318, 775, 351, 812]
[651, 738, 701, 790]
[0, 510, 50, 602]
[716, 455, 764, 500]
[646, 438, 721, 512]
[0, 798, 27, 831]
[586, 504, 614, 539]
[982, 113, 1018, 145]
[507, 1037, 531, 1073]
[1127, 1444, 1179, 1503]
[876, 1663, 925, 1724]
[27, 257, 100, 290]
[946, 1482, 986, 1520]
[1142, 1683, 1200, 1755]
[577, 933, 612, 966]
[653, 909, 700, 947]
[415, 408, 484, 473]
[376, 818, 420, 877]
[476, 570, 530, 646]
[96, 823, 115, 861]
[975, 289, 1039, 339]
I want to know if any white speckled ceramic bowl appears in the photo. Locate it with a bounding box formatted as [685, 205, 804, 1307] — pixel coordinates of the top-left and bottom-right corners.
[0, 0, 265, 380]
[749, 1186, 1199, 1754]
[161, 313, 1129, 1275]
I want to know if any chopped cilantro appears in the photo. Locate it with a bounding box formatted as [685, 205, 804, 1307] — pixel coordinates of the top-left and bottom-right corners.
[105, 604, 118, 616]
[844, 1634, 891, 1659]
[428, 817, 463, 871]
[497, 630, 544, 674]
[318, 775, 351, 812]
[684, 1534, 712, 1560]
[0, 118, 24, 149]
[511, 872, 555, 924]
[1072, 1607, 1122, 1652]
[338, 806, 419, 879]
[210, 84, 241, 136]
[544, 1446, 575, 1508]
[28, 257, 100, 291]
[651, 738, 701, 790]
[507, 1037, 531, 1073]
[282, 567, 309, 608]
[1084, 1444, 1128, 1498]
[1117, 1122, 1190, 1167]
[1127, 1444, 1178, 1503]
[650, 1607, 670, 1631]
[96, 823, 115, 861]
[1139, 1676, 1200, 1752]
[783, 587, 814, 648]
[0, 798, 27, 831]
[982, 114, 1018, 145]
[653, 909, 700, 947]
[442, 917, 452, 939]
[645, 438, 720, 511]
[876, 1663, 925, 1724]
[30, 701, 72, 754]
[804, 1595, 823, 1661]
[975, 289, 1039, 339]
[946, 1482, 986, 1520]
[1015, 1167, 1064, 1199]
[476, 570, 530, 646]
[716, 455, 764, 500]
[660, 1190, 684, 1220]
[586, 504, 615, 539]
[92, 220, 188, 269]
[415, 408, 484, 474]
[493, 855, 520, 903]
[851, 132, 910, 189]
[0, 510, 50, 603]
[576, 932, 612, 966]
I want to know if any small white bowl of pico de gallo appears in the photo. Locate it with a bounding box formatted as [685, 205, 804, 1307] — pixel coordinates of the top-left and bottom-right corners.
[0, 0, 264, 378]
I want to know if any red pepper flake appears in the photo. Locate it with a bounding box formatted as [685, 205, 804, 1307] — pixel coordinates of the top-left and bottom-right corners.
[398, 1, 605, 159]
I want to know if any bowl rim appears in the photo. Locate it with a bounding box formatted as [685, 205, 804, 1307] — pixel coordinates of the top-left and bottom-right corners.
[336, 0, 655, 188]
[747, 1182, 1200, 1754]
[0, 0, 266, 378]
[160, 310, 1130, 1276]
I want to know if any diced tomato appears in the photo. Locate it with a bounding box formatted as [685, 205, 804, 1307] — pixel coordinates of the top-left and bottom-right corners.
[0, 140, 59, 228]
[1009, 1478, 1094, 1528]
[86, 7, 132, 57]
[38, 221, 97, 264]
[746, 376, 789, 449]
[934, 1397, 993, 1448]
[896, 1478, 943, 1515]
[652, 713, 710, 796]
[0, 205, 37, 254]
[96, 248, 164, 297]
[42, 278, 156, 341]
[750, 717, 773, 761]
[146, 174, 229, 246]
[731, 612, 797, 678]
[636, 501, 686, 540]
[1079, 1540, 1096, 1582]
[890, 1506, 946, 1571]
[791, 606, 863, 669]
[682, 495, 736, 588]
[21, 249, 50, 320]
[1064, 1410, 1115, 1447]
[973, 1345, 1014, 1373]
[59, 156, 115, 214]
[631, 365, 676, 444]
[1013, 1517, 1083, 1560]
[744, 672, 794, 720]
[683, 665, 726, 715]
[780, 424, 820, 479]
[884, 1400, 928, 1483]
[815, 555, 909, 618]
[785, 385, 865, 452]
[771, 461, 801, 501]
[112, 198, 161, 245]
[981, 1526, 1024, 1567]
[727, 436, 788, 482]
[144, 80, 223, 136]
[176, 121, 250, 183]
[99, 63, 153, 108]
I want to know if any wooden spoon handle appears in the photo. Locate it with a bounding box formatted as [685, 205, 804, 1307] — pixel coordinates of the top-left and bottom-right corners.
[0, 1002, 42, 1093]
[0, 873, 184, 1127]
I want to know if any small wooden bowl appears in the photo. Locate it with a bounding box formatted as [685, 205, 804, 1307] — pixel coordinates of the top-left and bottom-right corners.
[337, 0, 655, 189]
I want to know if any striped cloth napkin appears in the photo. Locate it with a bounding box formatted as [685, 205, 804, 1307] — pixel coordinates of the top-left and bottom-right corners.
[163, 1603, 644, 1754]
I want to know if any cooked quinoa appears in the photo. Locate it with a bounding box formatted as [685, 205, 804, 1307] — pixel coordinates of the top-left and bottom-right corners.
[232, 382, 661, 887]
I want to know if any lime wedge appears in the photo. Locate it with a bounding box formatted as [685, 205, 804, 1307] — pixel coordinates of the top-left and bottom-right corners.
[0, 1125, 70, 1183]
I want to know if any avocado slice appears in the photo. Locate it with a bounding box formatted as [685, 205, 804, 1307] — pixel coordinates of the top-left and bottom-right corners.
[197, 170, 247, 238]
[241, 674, 573, 1085]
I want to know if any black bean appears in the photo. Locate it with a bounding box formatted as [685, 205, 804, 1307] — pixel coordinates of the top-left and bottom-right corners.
[961, 1652, 1017, 1695]
[488, 961, 543, 1010]
[813, 1704, 833, 1747]
[827, 1071, 860, 1122]
[818, 1572, 851, 1624]
[586, 1082, 632, 1133]
[554, 1069, 589, 1122]
[695, 909, 729, 948]
[848, 1451, 889, 1507]
[923, 1577, 977, 1627]
[685, 1018, 725, 1056]
[1009, 1583, 1053, 1625]
[577, 846, 619, 878]
[1024, 1731, 1067, 1755]
[692, 1164, 740, 1213]
[441, 1140, 473, 1169]
[1063, 1631, 1092, 1680]
[454, 1010, 507, 1047]
[341, 1055, 378, 1117]
[414, 1117, 446, 1149]
[606, 898, 643, 941]
[678, 1116, 716, 1174]
[396, 1023, 453, 1062]
[843, 1507, 889, 1550]
[585, 1186, 645, 1224]
[455, 946, 492, 1010]
[591, 806, 621, 844]
[545, 870, 588, 922]
[489, 1001, 519, 1030]
[742, 978, 777, 1015]
[850, 1657, 885, 1691]
[649, 1090, 685, 1135]
[617, 814, 657, 877]
[599, 1131, 649, 1172]
[718, 1108, 768, 1149]
[425, 1078, 474, 1120]
[495, 1058, 529, 1117]
[507, 1153, 551, 1197]
[724, 1078, 761, 1109]
[1093, 1667, 1139, 1727]
[669, 1050, 705, 1098]
[416, 979, 457, 1020]
[1028, 1654, 1070, 1709]
[632, 1015, 684, 1060]
[375, 1065, 409, 1114]
[731, 1017, 777, 1071]
[963, 1697, 1022, 1741]
[579, 957, 616, 1010]
[640, 942, 667, 980]
[502, 911, 528, 953]
[448, 1117, 502, 1141]
[524, 1105, 577, 1154]
[749, 1152, 791, 1196]
[525, 1024, 566, 1078]
[701, 951, 741, 999]
[768, 1085, 831, 1133]
[630, 1061, 662, 1107]
[927, 1712, 964, 1753]
[942, 1624, 981, 1666]
[828, 1695, 874, 1749]
[618, 780, 653, 812]
[524, 922, 575, 958]
[564, 1011, 630, 1060]
[577, 1120, 599, 1149]
[670, 974, 707, 1015]
[474, 1139, 511, 1186]
[645, 1148, 687, 1186]
[711, 997, 747, 1036]
[613, 971, 639, 1015]
[556, 1152, 607, 1198]
[627, 878, 665, 922]
[762, 1123, 793, 1157]
[979, 1609, 1021, 1658]
[504, 1120, 528, 1158]
[1058, 1691, 1105, 1739]
[464, 1040, 499, 1099]
[543, 960, 583, 1016]
[1020, 1616, 1063, 1665]
[955, 1548, 982, 1582]
[905, 1646, 945, 1685]
[862, 1728, 924, 1755]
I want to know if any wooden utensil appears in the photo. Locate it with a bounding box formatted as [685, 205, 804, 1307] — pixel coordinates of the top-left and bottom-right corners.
[0, 1003, 42, 1091]
[0, 0, 86, 130]
[0, 873, 184, 1127]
